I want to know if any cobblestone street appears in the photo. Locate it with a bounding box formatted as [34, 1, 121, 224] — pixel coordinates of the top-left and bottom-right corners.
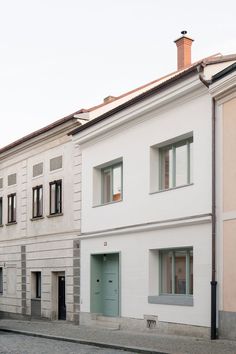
[0, 332, 133, 354]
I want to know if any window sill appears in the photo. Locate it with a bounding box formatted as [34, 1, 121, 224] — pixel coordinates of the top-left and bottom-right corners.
[93, 199, 123, 208]
[47, 213, 63, 218]
[31, 297, 41, 301]
[0, 224, 3, 228]
[30, 216, 44, 221]
[5, 222, 17, 226]
[150, 183, 194, 195]
[148, 295, 193, 306]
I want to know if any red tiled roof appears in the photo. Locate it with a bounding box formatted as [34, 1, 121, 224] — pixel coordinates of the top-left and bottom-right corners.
[0, 110, 83, 155]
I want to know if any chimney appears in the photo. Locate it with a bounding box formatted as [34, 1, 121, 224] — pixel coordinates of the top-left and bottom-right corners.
[103, 95, 116, 103]
[174, 31, 194, 70]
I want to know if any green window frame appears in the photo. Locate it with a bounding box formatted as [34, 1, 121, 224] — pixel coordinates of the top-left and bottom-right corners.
[159, 248, 193, 296]
[101, 163, 123, 204]
[159, 137, 193, 190]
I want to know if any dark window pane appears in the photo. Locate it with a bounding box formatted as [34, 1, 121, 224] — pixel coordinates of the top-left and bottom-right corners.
[175, 143, 188, 186]
[189, 250, 193, 295]
[50, 184, 56, 214]
[161, 148, 172, 189]
[112, 165, 122, 201]
[39, 187, 43, 216]
[174, 251, 186, 294]
[161, 252, 172, 294]
[0, 268, 3, 294]
[103, 169, 111, 203]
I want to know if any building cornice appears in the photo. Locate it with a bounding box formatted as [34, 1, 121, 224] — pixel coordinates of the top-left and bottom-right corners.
[209, 71, 236, 103]
[79, 213, 212, 239]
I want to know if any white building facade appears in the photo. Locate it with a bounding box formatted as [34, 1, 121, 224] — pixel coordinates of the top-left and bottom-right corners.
[72, 56, 236, 337]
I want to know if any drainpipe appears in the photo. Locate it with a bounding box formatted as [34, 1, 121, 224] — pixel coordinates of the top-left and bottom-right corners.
[211, 97, 217, 340]
[199, 71, 217, 339]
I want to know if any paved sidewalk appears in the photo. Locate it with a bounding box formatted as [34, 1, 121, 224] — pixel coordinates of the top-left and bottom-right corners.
[0, 319, 236, 354]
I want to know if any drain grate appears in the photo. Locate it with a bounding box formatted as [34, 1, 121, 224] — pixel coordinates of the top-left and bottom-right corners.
[147, 319, 156, 329]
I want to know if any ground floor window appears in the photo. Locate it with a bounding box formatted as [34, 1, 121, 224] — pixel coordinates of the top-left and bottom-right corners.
[160, 248, 193, 295]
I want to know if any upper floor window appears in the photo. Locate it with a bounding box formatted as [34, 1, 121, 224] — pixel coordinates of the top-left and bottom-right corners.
[159, 137, 193, 191]
[8, 193, 16, 223]
[49, 180, 62, 215]
[33, 162, 43, 178]
[50, 156, 62, 172]
[32, 185, 43, 218]
[8, 173, 16, 186]
[0, 197, 2, 225]
[0, 178, 3, 189]
[160, 248, 193, 296]
[102, 163, 122, 204]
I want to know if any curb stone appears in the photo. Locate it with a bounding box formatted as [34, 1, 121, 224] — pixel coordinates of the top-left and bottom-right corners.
[0, 327, 169, 354]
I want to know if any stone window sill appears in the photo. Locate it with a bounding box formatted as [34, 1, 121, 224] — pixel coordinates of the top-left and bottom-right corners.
[148, 295, 193, 306]
[93, 199, 123, 208]
[5, 222, 17, 226]
[47, 213, 63, 218]
[150, 183, 194, 195]
[31, 298, 41, 301]
[30, 216, 44, 221]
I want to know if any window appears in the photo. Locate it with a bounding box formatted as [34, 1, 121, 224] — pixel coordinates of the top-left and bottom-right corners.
[50, 156, 62, 171]
[102, 163, 122, 204]
[35, 272, 41, 298]
[49, 180, 62, 215]
[160, 248, 193, 295]
[8, 173, 17, 186]
[0, 178, 3, 189]
[159, 137, 193, 190]
[32, 186, 43, 218]
[7, 194, 16, 223]
[33, 162, 43, 178]
[0, 197, 2, 225]
[0, 268, 3, 294]
[31, 272, 41, 299]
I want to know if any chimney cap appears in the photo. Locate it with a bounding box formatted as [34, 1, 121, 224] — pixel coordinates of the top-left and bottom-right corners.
[103, 95, 116, 103]
[174, 30, 194, 43]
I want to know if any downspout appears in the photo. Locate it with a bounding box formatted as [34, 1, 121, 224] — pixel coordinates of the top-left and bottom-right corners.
[211, 97, 217, 340]
[199, 70, 217, 339]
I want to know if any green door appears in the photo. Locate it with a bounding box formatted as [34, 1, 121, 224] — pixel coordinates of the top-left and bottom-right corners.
[103, 253, 119, 317]
[91, 253, 119, 317]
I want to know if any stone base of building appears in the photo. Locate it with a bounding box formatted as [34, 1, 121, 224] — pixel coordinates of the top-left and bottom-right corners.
[80, 312, 210, 338]
[0, 311, 31, 321]
[0, 310, 78, 324]
[219, 311, 236, 339]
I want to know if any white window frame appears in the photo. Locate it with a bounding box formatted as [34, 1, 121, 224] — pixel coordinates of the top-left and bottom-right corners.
[101, 162, 123, 205]
[159, 137, 193, 191]
[159, 248, 193, 296]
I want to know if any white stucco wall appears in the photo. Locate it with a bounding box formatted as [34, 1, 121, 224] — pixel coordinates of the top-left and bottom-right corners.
[80, 222, 212, 327]
[80, 91, 212, 233]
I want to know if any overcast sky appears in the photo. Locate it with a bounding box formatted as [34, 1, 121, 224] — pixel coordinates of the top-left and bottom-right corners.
[0, 0, 235, 148]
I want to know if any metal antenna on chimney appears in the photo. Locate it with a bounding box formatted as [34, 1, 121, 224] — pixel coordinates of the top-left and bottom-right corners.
[181, 30, 187, 36]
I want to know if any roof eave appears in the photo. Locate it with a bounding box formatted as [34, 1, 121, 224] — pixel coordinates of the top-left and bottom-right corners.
[69, 64, 201, 137]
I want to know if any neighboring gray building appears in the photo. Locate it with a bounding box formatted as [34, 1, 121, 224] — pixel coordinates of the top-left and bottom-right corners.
[0, 114, 81, 321]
